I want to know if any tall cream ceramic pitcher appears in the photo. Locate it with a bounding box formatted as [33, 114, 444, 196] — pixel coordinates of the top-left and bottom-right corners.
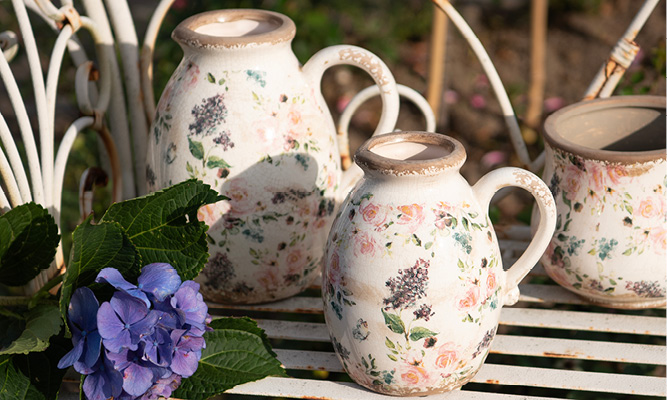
[146, 9, 399, 304]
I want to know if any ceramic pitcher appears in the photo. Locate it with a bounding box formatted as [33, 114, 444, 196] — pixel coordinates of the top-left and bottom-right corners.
[146, 9, 399, 304]
[532, 95, 666, 309]
[323, 132, 556, 395]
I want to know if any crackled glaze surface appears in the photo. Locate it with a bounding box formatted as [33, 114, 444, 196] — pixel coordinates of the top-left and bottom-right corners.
[146, 10, 398, 304]
[323, 132, 556, 395]
[536, 145, 666, 307]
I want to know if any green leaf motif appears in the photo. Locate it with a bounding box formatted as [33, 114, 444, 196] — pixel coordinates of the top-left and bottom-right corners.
[0, 203, 60, 287]
[207, 72, 215, 83]
[0, 356, 45, 400]
[188, 138, 205, 161]
[384, 337, 395, 349]
[173, 325, 286, 400]
[206, 156, 231, 169]
[408, 326, 438, 342]
[381, 310, 405, 334]
[99, 180, 223, 281]
[0, 306, 62, 355]
[60, 218, 139, 327]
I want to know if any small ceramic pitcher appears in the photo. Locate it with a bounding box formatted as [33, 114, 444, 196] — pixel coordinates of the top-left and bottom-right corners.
[147, 9, 399, 304]
[323, 132, 556, 395]
[532, 95, 666, 308]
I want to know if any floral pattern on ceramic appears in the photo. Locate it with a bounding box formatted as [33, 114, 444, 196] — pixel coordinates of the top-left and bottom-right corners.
[147, 9, 399, 304]
[533, 96, 667, 309]
[539, 146, 666, 304]
[323, 132, 556, 395]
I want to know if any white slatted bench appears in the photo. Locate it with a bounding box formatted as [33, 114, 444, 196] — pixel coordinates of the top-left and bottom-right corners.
[205, 225, 666, 399]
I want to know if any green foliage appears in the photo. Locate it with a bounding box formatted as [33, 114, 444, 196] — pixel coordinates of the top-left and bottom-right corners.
[0, 306, 62, 356]
[60, 218, 139, 328]
[408, 326, 438, 342]
[173, 318, 287, 400]
[0, 356, 45, 400]
[381, 309, 405, 334]
[0, 203, 60, 287]
[99, 179, 224, 281]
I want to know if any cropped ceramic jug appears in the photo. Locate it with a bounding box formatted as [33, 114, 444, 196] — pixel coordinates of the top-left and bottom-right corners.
[532, 96, 666, 309]
[147, 9, 399, 304]
[323, 132, 556, 395]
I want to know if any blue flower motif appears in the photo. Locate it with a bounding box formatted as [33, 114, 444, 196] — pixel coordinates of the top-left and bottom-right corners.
[57, 287, 102, 374]
[82, 352, 124, 400]
[97, 291, 159, 352]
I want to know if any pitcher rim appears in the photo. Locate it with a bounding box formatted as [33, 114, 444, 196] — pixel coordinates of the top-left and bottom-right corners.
[543, 95, 666, 164]
[172, 9, 296, 49]
[355, 131, 466, 176]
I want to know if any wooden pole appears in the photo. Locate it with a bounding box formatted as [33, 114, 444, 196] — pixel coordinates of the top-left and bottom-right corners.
[426, 4, 448, 124]
[525, 0, 548, 130]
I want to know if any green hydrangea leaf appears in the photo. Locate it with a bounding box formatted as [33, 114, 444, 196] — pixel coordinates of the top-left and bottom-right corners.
[0, 306, 61, 355]
[60, 217, 139, 328]
[173, 324, 286, 400]
[0, 356, 45, 400]
[208, 317, 277, 358]
[12, 334, 70, 400]
[0, 203, 60, 287]
[99, 180, 223, 280]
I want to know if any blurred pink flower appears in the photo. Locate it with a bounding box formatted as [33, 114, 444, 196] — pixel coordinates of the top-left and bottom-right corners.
[481, 150, 507, 169]
[474, 74, 489, 89]
[443, 90, 459, 105]
[543, 97, 565, 113]
[336, 94, 352, 113]
[470, 94, 486, 109]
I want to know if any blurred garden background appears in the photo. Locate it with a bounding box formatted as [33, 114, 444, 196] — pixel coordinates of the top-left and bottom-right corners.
[0, 1, 665, 398]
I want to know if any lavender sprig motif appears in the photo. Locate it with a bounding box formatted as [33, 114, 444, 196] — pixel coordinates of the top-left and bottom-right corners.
[189, 94, 227, 136]
[383, 258, 431, 312]
[59, 263, 211, 400]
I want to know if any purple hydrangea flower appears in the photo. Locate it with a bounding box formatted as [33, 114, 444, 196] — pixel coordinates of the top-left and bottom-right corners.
[142, 327, 173, 367]
[171, 280, 209, 336]
[82, 352, 124, 400]
[106, 344, 169, 397]
[96, 263, 181, 307]
[57, 287, 102, 374]
[97, 291, 159, 352]
[140, 373, 182, 400]
[170, 329, 205, 378]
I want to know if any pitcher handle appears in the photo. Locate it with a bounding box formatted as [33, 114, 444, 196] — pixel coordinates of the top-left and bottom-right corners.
[472, 167, 557, 306]
[302, 45, 400, 202]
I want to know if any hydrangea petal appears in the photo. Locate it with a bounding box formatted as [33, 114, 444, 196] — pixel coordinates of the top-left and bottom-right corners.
[171, 281, 208, 332]
[68, 287, 100, 332]
[138, 263, 182, 302]
[97, 302, 125, 340]
[57, 338, 84, 369]
[110, 291, 149, 325]
[171, 348, 199, 378]
[96, 267, 150, 307]
[83, 330, 102, 368]
[121, 362, 156, 396]
[83, 354, 123, 400]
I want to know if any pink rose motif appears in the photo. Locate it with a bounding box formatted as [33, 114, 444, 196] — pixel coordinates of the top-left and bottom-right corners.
[637, 194, 666, 220]
[197, 202, 231, 227]
[650, 227, 667, 255]
[456, 285, 480, 312]
[226, 178, 255, 216]
[353, 232, 380, 258]
[562, 165, 584, 201]
[587, 163, 605, 193]
[486, 271, 497, 298]
[405, 349, 423, 366]
[257, 267, 280, 292]
[359, 199, 389, 228]
[253, 117, 281, 153]
[396, 204, 425, 233]
[400, 366, 429, 386]
[156, 83, 175, 114]
[434, 343, 459, 371]
[327, 251, 346, 287]
[607, 165, 628, 186]
[285, 249, 307, 272]
[183, 61, 200, 89]
[432, 201, 454, 230]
